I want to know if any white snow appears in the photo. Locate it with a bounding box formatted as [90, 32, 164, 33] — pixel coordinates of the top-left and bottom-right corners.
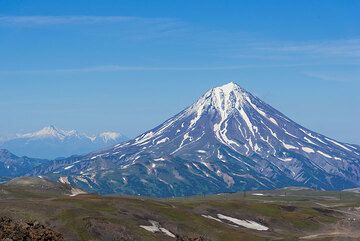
[140, 220, 175, 238]
[317, 150, 332, 158]
[217, 150, 226, 162]
[304, 136, 317, 145]
[278, 157, 292, 162]
[75, 176, 92, 187]
[225, 151, 252, 168]
[59, 176, 70, 185]
[254, 143, 261, 152]
[247, 97, 278, 126]
[187, 82, 248, 148]
[300, 129, 326, 144]
[239, 108, 255, 136]
[171, 130, 205, 154]
[345, 144, 357, 150]
[118, 154, 126, 159]
[181, 133, 192, 146]
[325, 138, 352, 152]
[189, 104, 204, 129]
[69, 188, 86, 197]
[258, 129, 276, 155]
[140, 221, 159, 233]
[160, 227, 176, 238]
[14, 125, 118, 143]
[134, 131, 154, 145]
[121, 164, 130, 169]
[91, 154, 102, 160]
[282, 143, 298, 150]
[264, 124, 278, 139]
[202, 215, 223, 223]
[268, 117, 278, 126]
[154, 157, 166, 161]
[201, 161, 213, 171]
[121, 177, 128, 184]
[156, 137, 169, 145]
[202, 214, 269, 231]
[284, 129, 297, 138]
[64, 165, 74, 170]
[302, 147, 315, 153]
[18, 125, 79, 140]
[215, 170, 235, 187]
[217, 214, 269, 231]
[252, 193, 264, 196]
[99, 132, 121, 142]
[216, 119, 241, 150]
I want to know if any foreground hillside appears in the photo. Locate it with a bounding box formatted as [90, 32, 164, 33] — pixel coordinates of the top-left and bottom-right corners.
[1, 178, 360, 240]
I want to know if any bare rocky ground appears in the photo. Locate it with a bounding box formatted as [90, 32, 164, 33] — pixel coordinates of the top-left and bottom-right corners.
[175, 235, 211, 241]
[0, 216, 210, 241]
[0, 217, 64, 241]
[299, 205, 360, 240]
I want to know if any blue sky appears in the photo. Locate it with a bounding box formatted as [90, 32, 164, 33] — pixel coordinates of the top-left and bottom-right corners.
[0, 0, 359, 144]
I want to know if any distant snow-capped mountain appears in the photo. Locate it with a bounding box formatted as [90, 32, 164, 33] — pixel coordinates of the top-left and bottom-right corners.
[0, 126, 127, 159]
[32, 82, 360, 197]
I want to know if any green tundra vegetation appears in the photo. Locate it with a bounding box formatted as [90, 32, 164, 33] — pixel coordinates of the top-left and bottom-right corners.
[1, 177, 360, 241]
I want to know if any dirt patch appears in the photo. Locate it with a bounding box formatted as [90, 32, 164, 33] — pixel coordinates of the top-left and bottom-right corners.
[84, 217, 139, 241]
[280, 205, 297, 212]
[0, 216, 64, 240]
[176, 234, 212, 241]
[313, 207, 336, 216]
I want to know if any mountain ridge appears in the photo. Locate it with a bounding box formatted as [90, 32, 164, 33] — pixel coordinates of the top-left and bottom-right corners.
[31, 82, 360, 197]
[0, 149, 47, 177]
[0, 126, 128, 159]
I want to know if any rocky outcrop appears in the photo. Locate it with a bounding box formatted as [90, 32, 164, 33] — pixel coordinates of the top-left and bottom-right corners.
[0, 217, 63, 241]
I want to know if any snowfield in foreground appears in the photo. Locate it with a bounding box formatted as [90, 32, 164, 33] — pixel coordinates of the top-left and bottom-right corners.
[140, 220, 175, 238]
[202, 214, 269, 231]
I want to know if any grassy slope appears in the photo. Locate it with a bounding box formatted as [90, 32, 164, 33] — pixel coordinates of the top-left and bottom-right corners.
[1, 184, 360, 241]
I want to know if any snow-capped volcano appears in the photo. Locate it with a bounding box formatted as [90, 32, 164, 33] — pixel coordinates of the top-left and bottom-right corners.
[32, 82, 360, 197]
[0, 126, 127, 159]
[99, 132, 123, 143]
[18, 125, 82, 140]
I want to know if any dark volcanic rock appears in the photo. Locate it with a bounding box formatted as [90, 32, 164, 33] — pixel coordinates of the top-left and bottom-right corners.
[176, 234, 212, 241]
[0, 217, 64, 241]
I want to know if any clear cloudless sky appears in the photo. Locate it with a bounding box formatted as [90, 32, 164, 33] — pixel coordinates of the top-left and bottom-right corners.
[0, 0, 359, 144]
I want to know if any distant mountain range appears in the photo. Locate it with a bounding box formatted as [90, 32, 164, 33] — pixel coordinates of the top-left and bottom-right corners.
[0, 149, 46, 177]
[0, 126, 127, 159]
[30, 82, 360, 197]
